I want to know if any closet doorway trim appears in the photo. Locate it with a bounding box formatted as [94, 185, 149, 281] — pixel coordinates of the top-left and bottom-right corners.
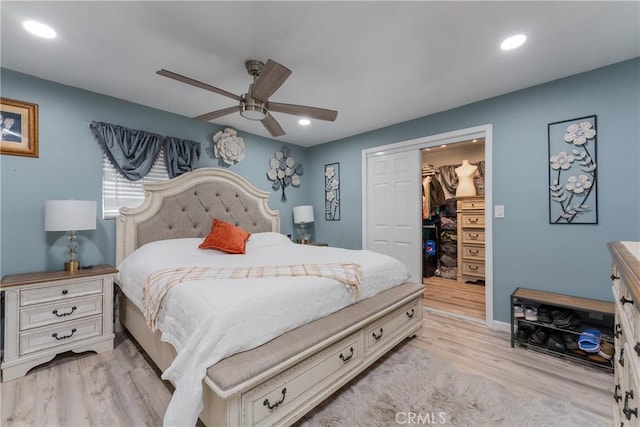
[362, 124, 494, 328]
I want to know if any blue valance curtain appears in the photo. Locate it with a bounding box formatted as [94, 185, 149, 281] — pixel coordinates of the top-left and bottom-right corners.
[90, 121, 201, 181]
[163, 136, 201, 178]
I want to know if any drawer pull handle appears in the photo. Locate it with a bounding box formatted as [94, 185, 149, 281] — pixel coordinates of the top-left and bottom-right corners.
[61, 290, 69, 295]
[635, 343, 640, 357]
[52, 306, 77, 317]
[469, 234, 479, 240]
[339, 347, 354, 362]
[615, 323, 623, 338]
[611, 274, 620, 280]
[263, 388, 287, 410]
[624, 390, 638, 420]
[52, 328, 77, 341]
[372, 328, 384, 341]
[615, 384, 623, 402]
[468, 218, 479, 224]
[469, 249, 479, 255]
[468, 265, 479, 271]
[406, 308, 415, 319]
[619, 347, 625, 367]
[621, 296, 634, 305]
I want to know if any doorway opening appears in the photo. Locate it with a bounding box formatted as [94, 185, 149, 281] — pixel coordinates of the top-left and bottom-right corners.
[421, 139, 486, 321]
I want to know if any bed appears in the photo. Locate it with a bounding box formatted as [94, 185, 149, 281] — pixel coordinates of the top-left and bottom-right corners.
[114, 167, 424, 426]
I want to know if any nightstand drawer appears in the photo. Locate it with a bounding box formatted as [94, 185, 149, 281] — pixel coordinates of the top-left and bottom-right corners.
[20, 295, 103, 331]
[459, 199, 485, 211]
[19, 316, 103, 356]
[20, 279, 103, 306]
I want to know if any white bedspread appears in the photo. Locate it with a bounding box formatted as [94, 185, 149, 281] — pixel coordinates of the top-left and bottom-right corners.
[116, 233, 411, 426]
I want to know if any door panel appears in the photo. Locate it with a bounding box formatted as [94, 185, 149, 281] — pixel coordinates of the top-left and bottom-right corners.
[366, 151, 421, 281]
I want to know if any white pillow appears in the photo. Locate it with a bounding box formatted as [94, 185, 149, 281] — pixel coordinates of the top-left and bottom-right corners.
[245, 232, 294, 251]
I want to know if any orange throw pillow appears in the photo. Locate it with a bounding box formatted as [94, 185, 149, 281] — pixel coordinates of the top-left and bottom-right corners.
[199, 218, 251, 254]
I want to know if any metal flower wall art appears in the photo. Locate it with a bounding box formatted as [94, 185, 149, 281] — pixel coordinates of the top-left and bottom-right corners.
[266, 146, 303, 202]
[324, 162, 340, 220]
[548, 115, 598, 224]
[213, 127, 245, 165]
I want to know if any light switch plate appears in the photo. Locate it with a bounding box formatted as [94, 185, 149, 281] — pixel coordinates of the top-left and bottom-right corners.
[494, 205, 505, 218]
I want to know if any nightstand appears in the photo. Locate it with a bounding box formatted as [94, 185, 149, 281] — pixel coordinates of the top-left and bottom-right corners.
[1, 264, 117, 381]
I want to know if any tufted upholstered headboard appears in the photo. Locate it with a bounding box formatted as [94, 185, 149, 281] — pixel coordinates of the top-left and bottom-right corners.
[115, 168, 280, 265]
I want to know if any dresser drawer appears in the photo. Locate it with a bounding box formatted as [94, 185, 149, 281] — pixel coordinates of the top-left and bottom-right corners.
[19, 316, 103, 356]
[460, 213, 485, 228]
[242, 333, 362, 425]
[460, 261, 485, 278]
[461, 245, 485, 261]
[20, 295, 103, 331]
[365, 299, 422, 350]
[20, 280, 103, 306]
[461, 230, 485, 245]
[459, 199, 484, 211]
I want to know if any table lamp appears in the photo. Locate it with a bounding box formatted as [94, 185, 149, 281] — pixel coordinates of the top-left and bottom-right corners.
[293, 205, 314, 244]
[45, 200, 96, 272]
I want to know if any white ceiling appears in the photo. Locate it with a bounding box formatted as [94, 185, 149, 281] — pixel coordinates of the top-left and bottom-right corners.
[1, 1, 638, 147]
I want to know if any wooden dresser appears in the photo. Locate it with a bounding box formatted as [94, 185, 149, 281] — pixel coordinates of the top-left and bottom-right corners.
[1, 265, 117, 381]
[609, 241, 640, 426]
[457, 196, 485, 283]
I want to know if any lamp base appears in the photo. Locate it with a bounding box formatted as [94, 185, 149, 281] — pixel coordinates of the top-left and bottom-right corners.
[64, 261, 80, 272]
[297, 239, 309, 244]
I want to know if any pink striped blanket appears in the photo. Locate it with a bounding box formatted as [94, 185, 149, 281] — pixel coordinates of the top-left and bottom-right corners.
[142, 263, 363, 330]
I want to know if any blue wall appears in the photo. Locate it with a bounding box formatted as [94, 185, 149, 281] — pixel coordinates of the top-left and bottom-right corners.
[308, 58, 640, 322]
[2, 59, 639, 323]
[0, 68, 309, 277]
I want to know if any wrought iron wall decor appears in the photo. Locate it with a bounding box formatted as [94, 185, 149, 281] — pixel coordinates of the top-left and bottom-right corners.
[548, 115, 598, 224]
[325, 162, 340, 221]
[266, 146, 302, 202]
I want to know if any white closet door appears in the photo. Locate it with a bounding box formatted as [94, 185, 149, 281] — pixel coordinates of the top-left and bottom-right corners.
[366, 150, 421, 282]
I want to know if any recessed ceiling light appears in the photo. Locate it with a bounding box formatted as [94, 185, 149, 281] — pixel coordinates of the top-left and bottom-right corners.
[501, 34, 526, 51]
[472, 139, 478, 143]
[23, 20, 57, 39]
[440, 144, 447, 148]
[298, 118, 311, 126]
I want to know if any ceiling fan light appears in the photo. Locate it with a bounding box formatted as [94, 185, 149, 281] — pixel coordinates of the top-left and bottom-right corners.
[240, 98, 268, 121]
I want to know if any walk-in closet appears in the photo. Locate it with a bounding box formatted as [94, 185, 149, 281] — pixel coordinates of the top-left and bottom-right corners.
[421, 139, 486, 320]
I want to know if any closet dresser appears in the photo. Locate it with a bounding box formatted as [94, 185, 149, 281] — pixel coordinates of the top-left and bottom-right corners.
[457, 196, 485, 283]
[609, 241, 640, 426]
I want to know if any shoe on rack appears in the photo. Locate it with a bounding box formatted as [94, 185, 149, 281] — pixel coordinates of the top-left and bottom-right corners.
[597, 341, 614, 360]
[514, 304, 525, 318]
[578, 328, 601, 353]
[547, 333, 566, 353]
[529, 327, 548, 346]
[563, 334, 579, 350]
[515, 325, 533, 343]
[537, 305, 553, 324]
[524, 305, 538, 321]
[552, 309, 576, 328]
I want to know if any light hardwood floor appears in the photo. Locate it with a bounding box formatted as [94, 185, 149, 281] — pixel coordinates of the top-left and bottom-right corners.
[1, 311, 612, 426]
[423, 275, 485, 320]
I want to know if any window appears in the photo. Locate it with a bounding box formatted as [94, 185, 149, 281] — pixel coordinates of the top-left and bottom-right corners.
[102, 150, 168, 219]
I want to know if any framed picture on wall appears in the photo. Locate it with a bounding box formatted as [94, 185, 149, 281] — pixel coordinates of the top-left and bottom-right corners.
[325, 162, 340, 221]
[0, 98, 39, 158]
[548, 115, 597, 224]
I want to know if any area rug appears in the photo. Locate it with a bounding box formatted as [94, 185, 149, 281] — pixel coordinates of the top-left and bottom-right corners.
[297, 342, 604, 427]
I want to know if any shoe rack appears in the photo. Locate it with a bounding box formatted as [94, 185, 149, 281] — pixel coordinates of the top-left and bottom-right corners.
[510, 287, 615, 373]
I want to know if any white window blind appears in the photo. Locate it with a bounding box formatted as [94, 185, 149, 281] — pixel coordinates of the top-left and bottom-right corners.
[102, 150, 169, 219]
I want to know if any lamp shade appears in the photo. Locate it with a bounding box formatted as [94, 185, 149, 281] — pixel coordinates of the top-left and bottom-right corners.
[45, 200, 97, 231]
[293, 205, 314, 224]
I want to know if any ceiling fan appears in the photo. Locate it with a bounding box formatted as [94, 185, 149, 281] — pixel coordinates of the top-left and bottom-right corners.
[156, 59, 338, 137]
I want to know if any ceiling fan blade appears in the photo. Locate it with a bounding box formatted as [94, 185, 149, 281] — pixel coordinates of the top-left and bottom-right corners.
[268, 102, 338, 122]
[157, 69, 242, 101]
[193, 106, 239, 122]
[251, 60, 292, 102]
[261, 114, 286, 137]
